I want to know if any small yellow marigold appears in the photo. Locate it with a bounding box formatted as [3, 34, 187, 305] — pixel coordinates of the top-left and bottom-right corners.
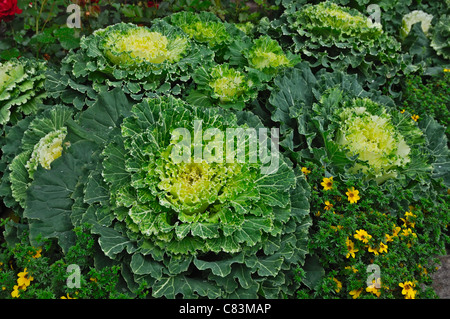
[333, 277, 342, 293]
[301, 167, 311, 175]
[349, 288, 363, 299]
[345, 237, 359, 258]
[321, 176, 333, 191]
[324, 200, 333, 211]
[346, 187, 360, 204]
[399, 281, 417, 299]
[354, 229, 372, 244]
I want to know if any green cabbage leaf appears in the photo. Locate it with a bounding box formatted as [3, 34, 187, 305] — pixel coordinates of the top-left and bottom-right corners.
[0, 58, 47, 128]
[261, 1, 406, 94]
[45, 21, 214, 109]
[266, 63, 449, 186]
[431, 14, 450, 60]
[19, 89, 311, 298]
[187, 63, 259, 110]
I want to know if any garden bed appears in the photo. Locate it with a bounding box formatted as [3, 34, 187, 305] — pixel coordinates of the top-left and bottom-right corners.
[0, 0, 449, 300]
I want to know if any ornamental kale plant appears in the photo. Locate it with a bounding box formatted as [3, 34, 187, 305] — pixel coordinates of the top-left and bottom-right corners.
[266, 63, 450, 187]
[0, 105, 73, 214]
[431, 14, 450, 61]
[226, 34, 302, 83]
[46, 20, 214, 109]
[0, 58, 47, 129]
[187, 63, 260, 110]
[261, 1, 406, 94]
[8, 89, 311, 298]
[163, 11, 244, 62]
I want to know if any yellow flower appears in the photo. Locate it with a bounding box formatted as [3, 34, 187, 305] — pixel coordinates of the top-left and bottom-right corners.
[385, 233, 394, 242]
[392, 225, 401, 237]
[366, 283, 381, 297]
[330, 225, 343, 232]
[349, 288, 363, 299]
[368, 242, 388, 255]
[368, 246, 379, 256]
[301, 167, 311, 175]
[31, 248, 42, 259]
[379, 242, 388, 254]
[399, 281, 417, 299]
[346, 187, 360, 204]
[400, 211, 416, 228]
[11, 285, 22, 298]
[333, 277, 342, 293]
[411, 114, 419, 122]
[400, 109, 406, 114]
[404, 211, 416, 218]
[324, 200, 333, 211]
[345, 266, 359, 273]
[61, 293, 76, 299]
[401, 228, 417, 238]
[345, 237, 359, 258]
[321, 176, 333, 191]
[418, 264, 428, 275]
[17, 268, 33, 288]
[354, 229, 372, 244]
[444, 68, 450, 72]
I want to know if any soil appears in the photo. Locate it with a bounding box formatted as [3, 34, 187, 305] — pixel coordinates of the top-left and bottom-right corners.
[432, 255, 450, 298]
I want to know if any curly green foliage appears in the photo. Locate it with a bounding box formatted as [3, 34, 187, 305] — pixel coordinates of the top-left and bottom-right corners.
[45, 21, 214, 109]
[266, 63, 450, 187]
[0, 105, 73, 214]
[312, 0, 447, 37]
[295, 163, 450, 299]
[187, 63, 259, 110]
[401, 72, 450, 138]
[164, 11, 243, 52]
[431, 14, 450, 60]
[226, 34, 301, 83]
[19, 89, 311, 298]
[264, 1, 405, 94]
[0, 223, 147, 299]
[400, 10, 434, 39]
[0, 58, 47, 128]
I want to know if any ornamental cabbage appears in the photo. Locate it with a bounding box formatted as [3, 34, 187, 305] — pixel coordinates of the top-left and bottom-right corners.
[266, 63, 449, 186]
[46, 21, 214, 108]
[265, 1, 405, 93]
[102, 26, 188, 65]
[0, 58, 47, 128]
[431, 14, 450, 60]
[25, 128, 67, 177]
[335, 98, 415, 183]
[188, 63, 258, 110]
[165, 11, 239, 49]
[0, 105, 73, 212]
[400, 10, 434, 39]
[248, 36, 292, 72]
[290, 1, 383, 39]
[225, 34, 300, 83]
[18, 89, 311, 298]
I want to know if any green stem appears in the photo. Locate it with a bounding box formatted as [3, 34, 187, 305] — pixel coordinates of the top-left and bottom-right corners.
[36, 0, 48, 35]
